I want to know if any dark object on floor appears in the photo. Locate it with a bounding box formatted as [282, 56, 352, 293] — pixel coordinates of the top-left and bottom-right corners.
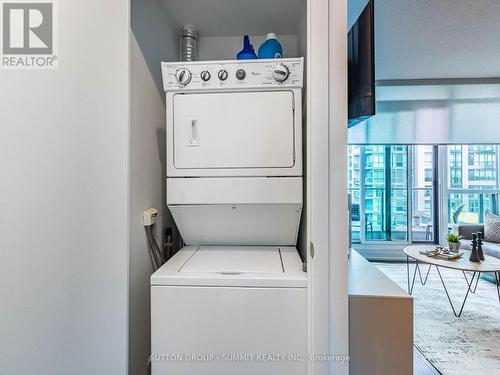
[469, 233, 481, 262]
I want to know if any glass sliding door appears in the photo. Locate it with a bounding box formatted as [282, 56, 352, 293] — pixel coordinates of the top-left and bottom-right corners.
[348, 146, 362, 242]
[390, 146, 409, 241]
[411, 146, 435, 242]
[348, 145, 437, 245]
[348, 145, 417, 243]
[364, 145, 388, 240]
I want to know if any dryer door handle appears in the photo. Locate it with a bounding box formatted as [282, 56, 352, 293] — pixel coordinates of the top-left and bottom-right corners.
[186, 117, 199, 147]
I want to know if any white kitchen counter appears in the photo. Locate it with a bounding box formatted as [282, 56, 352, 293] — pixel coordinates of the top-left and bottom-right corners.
[348, 249, 413, 375]
[348, 249, 411, 298]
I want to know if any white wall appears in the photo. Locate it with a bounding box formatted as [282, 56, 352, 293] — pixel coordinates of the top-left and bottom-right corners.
[130, 1, 179, 374]
[308, 0, 349, 374]
[197, 35, 298, 61]
[328, 0, 349, 373]
[132, 0, 178, 92]
[129, 34, 163, 375]
[158, 0, 305, 37]
[0, 1, 129, 374]
[296, 2, 308, 262]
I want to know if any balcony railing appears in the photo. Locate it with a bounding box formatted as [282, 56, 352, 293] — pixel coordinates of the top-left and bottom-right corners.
[447, 189, 499, 225]
[350, 187, 433, 243]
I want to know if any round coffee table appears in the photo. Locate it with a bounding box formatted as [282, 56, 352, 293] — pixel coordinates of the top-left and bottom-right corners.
[404, 245, 500, 317]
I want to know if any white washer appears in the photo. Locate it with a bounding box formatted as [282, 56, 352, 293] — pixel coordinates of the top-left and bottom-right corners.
[151, 246, 307, 375]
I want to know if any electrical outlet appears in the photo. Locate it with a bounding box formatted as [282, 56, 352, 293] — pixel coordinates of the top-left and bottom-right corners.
[143, 208, 158, 226]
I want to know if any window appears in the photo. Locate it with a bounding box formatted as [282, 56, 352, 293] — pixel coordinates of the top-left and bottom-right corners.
[348, 146, 362, 242]
[395, 154, 404, 167]
[349, 144, 500, 248]
[348, 145, 436, 244]
[468, 169, 495, 181]
[411, 145, 435, 241]
[424, 169, 432, 182]
[445, 145, 500, 225]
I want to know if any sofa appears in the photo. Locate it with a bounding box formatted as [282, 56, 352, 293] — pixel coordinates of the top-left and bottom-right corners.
[453, 224, 500, 283]
[453, 224, 500, 259]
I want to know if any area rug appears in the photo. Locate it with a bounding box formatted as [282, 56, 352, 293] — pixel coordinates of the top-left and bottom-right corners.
[374, 262, 500, 375]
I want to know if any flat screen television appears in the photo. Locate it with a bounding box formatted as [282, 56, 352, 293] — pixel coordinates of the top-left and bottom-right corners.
[348, 0, 375, 127]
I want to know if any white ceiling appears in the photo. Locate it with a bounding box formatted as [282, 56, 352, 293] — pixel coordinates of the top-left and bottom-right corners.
[159, 0, 305, 37]
[350, 0, 500, 80]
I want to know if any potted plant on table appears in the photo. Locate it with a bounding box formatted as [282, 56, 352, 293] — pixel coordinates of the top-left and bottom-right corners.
[446, 232, 462, 253]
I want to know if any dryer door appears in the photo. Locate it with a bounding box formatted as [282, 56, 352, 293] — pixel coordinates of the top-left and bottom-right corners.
[173, 91, 295, 170]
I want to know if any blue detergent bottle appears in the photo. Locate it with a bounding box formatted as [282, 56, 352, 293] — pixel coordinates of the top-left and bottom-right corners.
[237, 35, 257, 60]
[258, 33, 283, 59]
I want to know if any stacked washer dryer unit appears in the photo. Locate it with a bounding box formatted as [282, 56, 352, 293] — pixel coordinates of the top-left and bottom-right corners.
[151, 58, 307, 375]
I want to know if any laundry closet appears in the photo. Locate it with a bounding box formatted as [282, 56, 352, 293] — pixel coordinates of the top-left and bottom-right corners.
[130, 1, 348, 374]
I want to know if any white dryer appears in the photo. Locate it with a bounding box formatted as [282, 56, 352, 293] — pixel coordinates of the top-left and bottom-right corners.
[162, 58, 304, 246]
[152, 58, 306, 375]
[162, 58, 303, 177]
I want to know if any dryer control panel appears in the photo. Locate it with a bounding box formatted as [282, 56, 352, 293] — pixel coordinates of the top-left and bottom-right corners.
[162, 58, 303, 91]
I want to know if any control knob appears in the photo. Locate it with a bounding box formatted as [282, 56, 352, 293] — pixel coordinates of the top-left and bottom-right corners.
[175, 68, 191, 85]
[218, 69, 229, 81]
[236, 69, 246, 80]
[200, 70, 211, 81]
[272, 63, 289, 82]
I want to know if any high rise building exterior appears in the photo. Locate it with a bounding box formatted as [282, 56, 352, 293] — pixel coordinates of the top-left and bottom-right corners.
[348, 145, 410, 241]
[447, 145, 498, 223]
[412, 146, 433, 223]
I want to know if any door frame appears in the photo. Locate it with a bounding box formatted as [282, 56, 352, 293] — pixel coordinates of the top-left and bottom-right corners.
[307, 0, 349, 374]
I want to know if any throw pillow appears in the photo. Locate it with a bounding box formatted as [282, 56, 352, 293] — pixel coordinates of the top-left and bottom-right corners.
[484, 211, 500, 243]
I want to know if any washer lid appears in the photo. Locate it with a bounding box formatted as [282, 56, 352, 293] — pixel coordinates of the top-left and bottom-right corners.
[151, 246, 307, 288]
[179, 246, 284, 274]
